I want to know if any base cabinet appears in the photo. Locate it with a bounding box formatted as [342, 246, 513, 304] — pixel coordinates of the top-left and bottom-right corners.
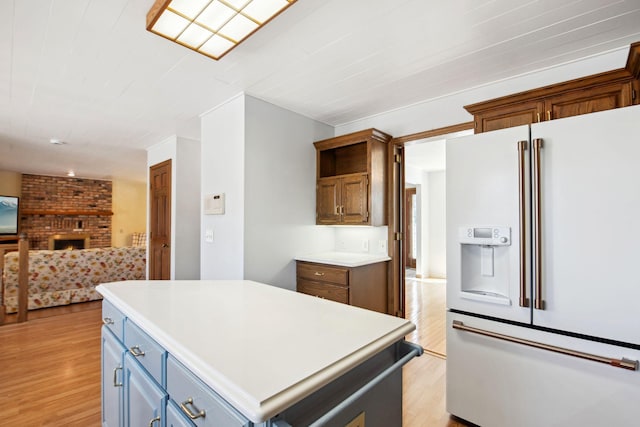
[124, 352, 167, 427]
[296, 261, 388, 313]
[101, 298, 419, 426]
[101, 327, 124, 427]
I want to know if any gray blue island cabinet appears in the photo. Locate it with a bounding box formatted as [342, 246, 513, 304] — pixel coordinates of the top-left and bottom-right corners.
[98, 280, 421, 427]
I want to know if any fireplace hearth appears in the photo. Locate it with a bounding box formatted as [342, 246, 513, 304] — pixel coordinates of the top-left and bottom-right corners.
[49, 234, 90, 250]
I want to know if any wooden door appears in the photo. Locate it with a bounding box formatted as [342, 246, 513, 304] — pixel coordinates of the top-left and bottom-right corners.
[149, 160, 171, 280]
[341, 173, 369, 224]
[316, 177, 341, 224]
[404, 187, 416, 268]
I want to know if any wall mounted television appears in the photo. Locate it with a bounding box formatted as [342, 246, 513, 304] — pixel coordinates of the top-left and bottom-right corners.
[0, 195, 19, 235]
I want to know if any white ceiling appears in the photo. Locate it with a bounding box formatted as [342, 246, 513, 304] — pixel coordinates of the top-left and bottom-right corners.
[1, 0, 639, 182]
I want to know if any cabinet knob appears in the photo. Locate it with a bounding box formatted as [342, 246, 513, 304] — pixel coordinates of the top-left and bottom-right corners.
[102, 317, 114, 325]
[148, 416, 161, 427]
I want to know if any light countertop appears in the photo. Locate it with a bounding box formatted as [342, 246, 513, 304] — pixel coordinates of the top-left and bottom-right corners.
[294, 251, 391, 267]
[97, 280, 414, 423]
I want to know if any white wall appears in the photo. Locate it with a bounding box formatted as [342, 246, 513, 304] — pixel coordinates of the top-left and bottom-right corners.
[244, 96, 334, 289]
[333, 226, 388, 254]
[200, 94, 246, 280]
[174, 137, 201, 279]
[147, 135, 201, 279]
[335, 48, 629, 136]
[427, 170, 446, 278]
[111, 178, 147, 248]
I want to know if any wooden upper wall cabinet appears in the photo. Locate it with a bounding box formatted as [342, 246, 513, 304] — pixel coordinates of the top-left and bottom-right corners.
[314, 129, 392, 226]
[466, 42, 640, 133]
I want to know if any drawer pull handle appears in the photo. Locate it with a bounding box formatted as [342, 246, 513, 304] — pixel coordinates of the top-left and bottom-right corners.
[180, 397, 206, 420]
[129, 345, 145, 357]
[148, 416, 161, 427]
[112, 366, 123, 387]
[313, 272, 325, 276]
[102, 317, 114, 325]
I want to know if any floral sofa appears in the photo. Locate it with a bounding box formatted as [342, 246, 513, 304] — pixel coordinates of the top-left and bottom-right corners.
[1, 246, 146, 314]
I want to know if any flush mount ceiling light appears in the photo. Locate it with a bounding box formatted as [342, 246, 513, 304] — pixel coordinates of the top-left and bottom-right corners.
[146, 0, 297, 60]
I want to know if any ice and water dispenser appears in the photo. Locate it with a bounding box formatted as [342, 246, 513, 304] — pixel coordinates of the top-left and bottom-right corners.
[458, 226, 512, 305]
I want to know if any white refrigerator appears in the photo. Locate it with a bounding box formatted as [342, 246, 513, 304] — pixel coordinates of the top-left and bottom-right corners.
[446, 104, 640, 427]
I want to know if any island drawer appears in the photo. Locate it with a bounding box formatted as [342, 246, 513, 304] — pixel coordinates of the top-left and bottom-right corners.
[124, 319, 166, 387]
[102, 299, 126, 340]
[297, 279, 349, 304]
[166, 355, 250, 427]
[297, 262, 348, 286]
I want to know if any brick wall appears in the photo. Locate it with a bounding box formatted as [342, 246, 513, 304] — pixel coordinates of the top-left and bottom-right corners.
[20, 174, 112, 250]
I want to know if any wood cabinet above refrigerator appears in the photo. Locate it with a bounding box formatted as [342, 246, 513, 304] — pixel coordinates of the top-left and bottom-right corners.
[314, 128, 392, 226]
[465, 41, 640, 133]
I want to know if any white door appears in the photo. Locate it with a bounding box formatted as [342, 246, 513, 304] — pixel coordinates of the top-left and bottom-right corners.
[446, 125, 531, 323]
[531, 105, 640, 345]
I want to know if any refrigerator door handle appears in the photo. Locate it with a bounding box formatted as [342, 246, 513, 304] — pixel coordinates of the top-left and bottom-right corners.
[452, 320, 639, 371]
[517, 140, 530, 308]
[532, 138, 545, 310]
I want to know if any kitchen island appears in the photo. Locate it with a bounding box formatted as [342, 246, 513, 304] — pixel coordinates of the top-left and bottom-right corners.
[97, 280, 420, 426]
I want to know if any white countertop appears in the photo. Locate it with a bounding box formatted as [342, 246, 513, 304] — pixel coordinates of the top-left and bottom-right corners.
[97, 280, 414, 423]
[294, 251, 391, 267]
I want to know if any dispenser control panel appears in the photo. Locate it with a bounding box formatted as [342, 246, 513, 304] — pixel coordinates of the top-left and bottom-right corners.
[459, 226, 511, 246]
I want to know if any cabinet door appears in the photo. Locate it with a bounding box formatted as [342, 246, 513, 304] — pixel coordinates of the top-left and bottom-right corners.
[341, 173, 369, 224]
[167, 400, 195, 427]
[102, 327, 125, 427]
[317, 177, 341, 224]
[474, 100, 544, 133]
[124, 353, 167, 427]
[545, 81, 633, 120]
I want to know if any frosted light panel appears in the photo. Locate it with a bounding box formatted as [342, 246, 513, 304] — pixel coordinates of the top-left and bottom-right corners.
[243, 0, 288, 23]
[152, 10, 189, 38]
[168, 0, 210, 20]
[178, 24, 213, 48]
[197, 1, 236, 31]
[200, 35, 235, 57]
[219, 14, 258, 41]
[147, 0, 297, 60]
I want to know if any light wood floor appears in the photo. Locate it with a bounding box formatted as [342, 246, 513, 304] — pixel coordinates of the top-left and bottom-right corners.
[0, 301, 471, 427]
[404, 274, 447, 357]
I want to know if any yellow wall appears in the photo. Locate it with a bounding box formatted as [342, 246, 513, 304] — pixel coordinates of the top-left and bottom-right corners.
[0, 171, 21, 196]
[111, 179, 147, 247]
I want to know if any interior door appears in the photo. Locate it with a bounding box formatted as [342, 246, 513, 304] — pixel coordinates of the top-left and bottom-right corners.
[149, 160, 171, 280]
[446, 125, 531, 323]
[531, 105, 640, 346]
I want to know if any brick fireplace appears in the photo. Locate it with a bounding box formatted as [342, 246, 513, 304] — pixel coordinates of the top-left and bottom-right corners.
[20, 174, 112, 250]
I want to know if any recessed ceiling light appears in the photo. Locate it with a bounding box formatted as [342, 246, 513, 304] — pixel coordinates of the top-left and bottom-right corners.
[146, 0, 296, 60]
[50, 138, 66, 145]
[67, 170, 75, 177]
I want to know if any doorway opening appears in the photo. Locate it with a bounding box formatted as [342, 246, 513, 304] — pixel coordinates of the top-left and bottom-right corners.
[402, 129, 472, 357]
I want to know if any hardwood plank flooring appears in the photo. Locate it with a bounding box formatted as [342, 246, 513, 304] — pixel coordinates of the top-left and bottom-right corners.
[405, 274, 447, 357]
[0, 301, 472, 426]
[0, 304, 102, 426]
